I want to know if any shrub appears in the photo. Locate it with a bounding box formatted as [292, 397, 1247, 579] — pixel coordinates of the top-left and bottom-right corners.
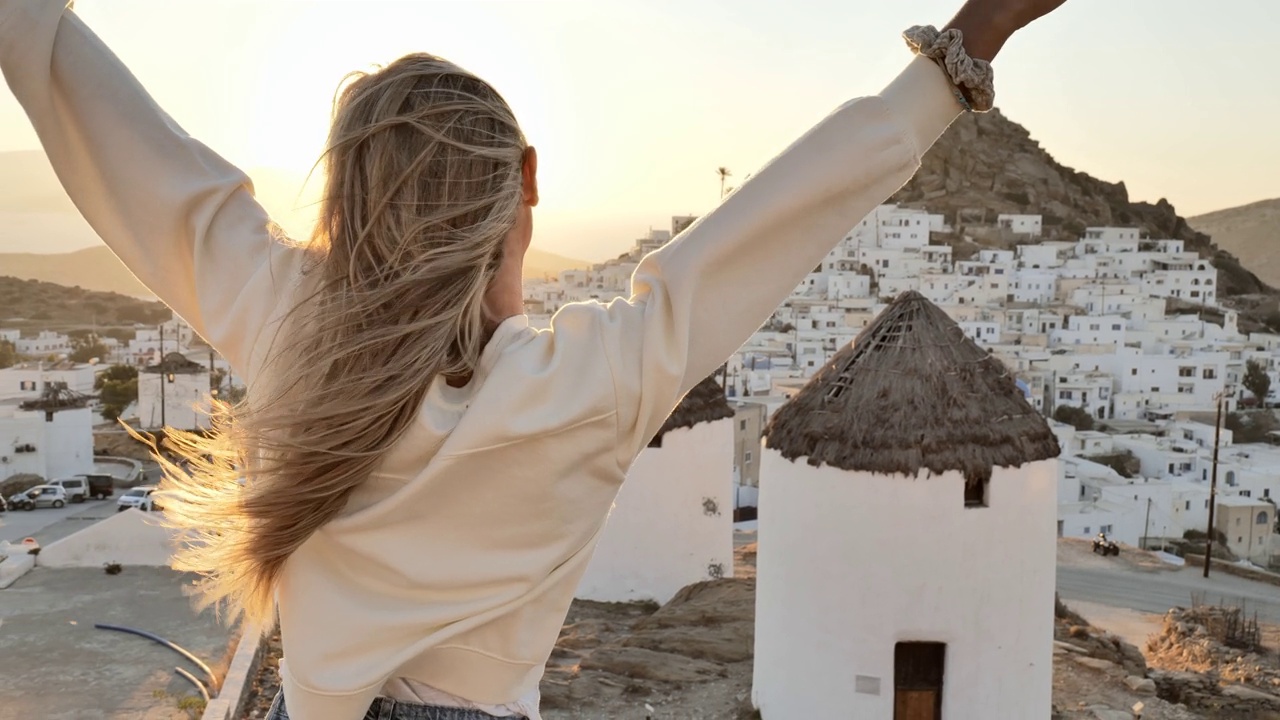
[1053, 405, 1095, 431]
[0, 474, 44, 498]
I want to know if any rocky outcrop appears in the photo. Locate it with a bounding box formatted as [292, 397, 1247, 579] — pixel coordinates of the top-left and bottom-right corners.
[1055, 594, 1148, 677]
[890, 109, 1273, 298]
[540, 578, 756, 713]
[1145, 606, 1280, 715]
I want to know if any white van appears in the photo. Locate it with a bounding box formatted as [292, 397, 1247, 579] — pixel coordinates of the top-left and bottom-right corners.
[45, 477, 89, 503]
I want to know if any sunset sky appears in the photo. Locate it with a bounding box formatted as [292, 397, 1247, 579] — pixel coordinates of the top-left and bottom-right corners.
[1, 0, 1276, 261]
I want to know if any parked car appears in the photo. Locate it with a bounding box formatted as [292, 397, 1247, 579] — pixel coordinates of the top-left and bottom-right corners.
[46, 477, 89, 503]
[116, 486, 161, 513]
[8, 485, 68, 511]
[83, 474, 115, 500]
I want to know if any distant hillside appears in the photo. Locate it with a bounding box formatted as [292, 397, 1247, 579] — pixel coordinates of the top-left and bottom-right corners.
[0, 149, 586, 282]
[1190, 198, 1280, 288]
[0, 275, 169, 327]
[0, 246, 153, 298]
[1, 242, 583, 297]
[523, 247, 589, 278]
[890, 109, 1273, 299]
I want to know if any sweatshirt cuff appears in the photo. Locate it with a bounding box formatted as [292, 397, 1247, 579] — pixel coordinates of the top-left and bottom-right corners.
[878, 55, 965, 163]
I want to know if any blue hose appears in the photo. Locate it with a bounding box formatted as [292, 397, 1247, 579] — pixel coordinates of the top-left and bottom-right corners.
[174, 666, 211, 702]
[93, 623, 220, 694]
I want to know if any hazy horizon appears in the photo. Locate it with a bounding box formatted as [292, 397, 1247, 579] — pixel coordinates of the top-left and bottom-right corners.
[2, 0, 1277, 262]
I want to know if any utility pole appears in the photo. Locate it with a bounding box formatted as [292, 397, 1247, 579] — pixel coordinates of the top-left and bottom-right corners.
[1203, 393, 1224, 578]
[208, 348, 218, 400]
[1142, 497, 1152, 550]
[158, 324, 166, 430]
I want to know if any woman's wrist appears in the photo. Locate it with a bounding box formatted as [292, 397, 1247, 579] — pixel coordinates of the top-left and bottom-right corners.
[942, 1, 1020, 62]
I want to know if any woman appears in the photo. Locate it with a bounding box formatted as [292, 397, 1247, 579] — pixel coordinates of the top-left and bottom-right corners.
[0, 0, 1067, 718]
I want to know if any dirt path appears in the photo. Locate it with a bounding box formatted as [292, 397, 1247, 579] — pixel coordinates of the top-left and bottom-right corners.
[1057, 537, 1178, 573]
[1068, 600, 1167, 650]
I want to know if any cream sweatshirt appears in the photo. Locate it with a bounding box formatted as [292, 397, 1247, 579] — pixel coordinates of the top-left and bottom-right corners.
[0, 2, 963, 718]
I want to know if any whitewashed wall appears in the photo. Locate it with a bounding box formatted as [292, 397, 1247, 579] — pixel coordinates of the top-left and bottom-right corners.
[0, 412, 45, 480]
[753, 454, 1057, 719]
[1058, 503, 1142, 546]
[42, 407, 94, 480]
[137, 372, 210, 431]
[576, 418, 734, 604]
[0, 406, 91, 480]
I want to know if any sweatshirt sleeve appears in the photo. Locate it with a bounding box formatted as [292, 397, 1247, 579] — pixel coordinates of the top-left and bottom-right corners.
[554, 55, 964, 465]
[0, 1, 302, 374]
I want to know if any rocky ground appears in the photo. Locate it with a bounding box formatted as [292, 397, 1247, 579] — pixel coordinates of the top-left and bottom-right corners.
[240, 538, 1280, 719]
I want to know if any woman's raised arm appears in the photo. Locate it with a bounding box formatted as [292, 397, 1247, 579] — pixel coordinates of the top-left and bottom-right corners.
[0, 1, 302, 373]
[552, 0, 1070, 463]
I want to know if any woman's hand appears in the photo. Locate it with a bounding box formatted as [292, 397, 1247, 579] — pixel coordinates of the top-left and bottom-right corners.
[944, 0, 1070, 61]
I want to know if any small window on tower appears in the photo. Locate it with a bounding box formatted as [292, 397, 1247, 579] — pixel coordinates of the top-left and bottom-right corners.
[964, 476, 989, 508]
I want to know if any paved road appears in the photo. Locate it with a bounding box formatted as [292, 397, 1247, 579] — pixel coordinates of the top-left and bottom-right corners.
[0, 498, 119, 545]
[1058, 564, 1280, 625]
[0, 465, 161, 545]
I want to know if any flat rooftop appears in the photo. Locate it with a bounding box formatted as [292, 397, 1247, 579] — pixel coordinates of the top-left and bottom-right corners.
[0, 566, 235, 719]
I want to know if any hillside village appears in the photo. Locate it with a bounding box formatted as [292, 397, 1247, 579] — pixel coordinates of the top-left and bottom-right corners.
[4, 197, 1280, 718]
[3, 175, 1280, 719]
[524, 206, 1280, 571]
[0, 312, 234, 488]
[14, 200, 1280, 571]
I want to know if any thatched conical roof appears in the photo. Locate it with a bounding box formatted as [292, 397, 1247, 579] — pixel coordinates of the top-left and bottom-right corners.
[764, 291, 1059, 480]
[19, 382, 91, 412]
[649, 374, 735, 448]
[142, 352, 204, 375]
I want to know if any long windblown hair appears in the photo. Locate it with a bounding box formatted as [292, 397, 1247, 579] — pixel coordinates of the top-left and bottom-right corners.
[148, 54, 528, 627]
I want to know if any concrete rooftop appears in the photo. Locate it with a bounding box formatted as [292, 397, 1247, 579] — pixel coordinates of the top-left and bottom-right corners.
[0, 567, 235, 720]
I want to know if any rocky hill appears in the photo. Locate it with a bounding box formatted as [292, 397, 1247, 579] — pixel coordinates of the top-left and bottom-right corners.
[1190, 198, 1280, 288]
[890, 109, 1273, 300]
[0, 275, 169, 329]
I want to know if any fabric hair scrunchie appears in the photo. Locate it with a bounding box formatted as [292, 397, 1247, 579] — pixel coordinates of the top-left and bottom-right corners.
[903, 25, 996, 113]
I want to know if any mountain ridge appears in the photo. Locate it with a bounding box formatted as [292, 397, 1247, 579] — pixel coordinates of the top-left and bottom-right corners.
[0, 244, 586, 299]
[1189, 198, 1280, 289]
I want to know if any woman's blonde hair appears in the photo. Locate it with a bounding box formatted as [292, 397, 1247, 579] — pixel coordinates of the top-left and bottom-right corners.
[148, 54, 528, 626]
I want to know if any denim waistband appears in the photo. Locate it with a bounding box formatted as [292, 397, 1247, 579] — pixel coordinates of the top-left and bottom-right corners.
[266, 691, 527, 720]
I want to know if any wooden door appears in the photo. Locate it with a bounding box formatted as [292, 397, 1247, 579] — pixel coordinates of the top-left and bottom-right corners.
[894, 642, 944, 720]
[894, 689, 940, 720]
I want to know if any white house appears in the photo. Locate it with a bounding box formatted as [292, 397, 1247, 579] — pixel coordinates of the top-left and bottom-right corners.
[1214, 495, 1274, 565]
[0, 388, 94, 482]
[997, 213, 1043, 237]
[753, 291, 1059, 719]
[575, 376, 736, 604]
[0, 361, 97, 401]
[136, 353, 212, 431]
[15, 330, 70, 357]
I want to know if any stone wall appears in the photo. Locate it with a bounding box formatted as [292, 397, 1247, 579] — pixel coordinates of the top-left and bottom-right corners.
[1146, 606, 1280, 714]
